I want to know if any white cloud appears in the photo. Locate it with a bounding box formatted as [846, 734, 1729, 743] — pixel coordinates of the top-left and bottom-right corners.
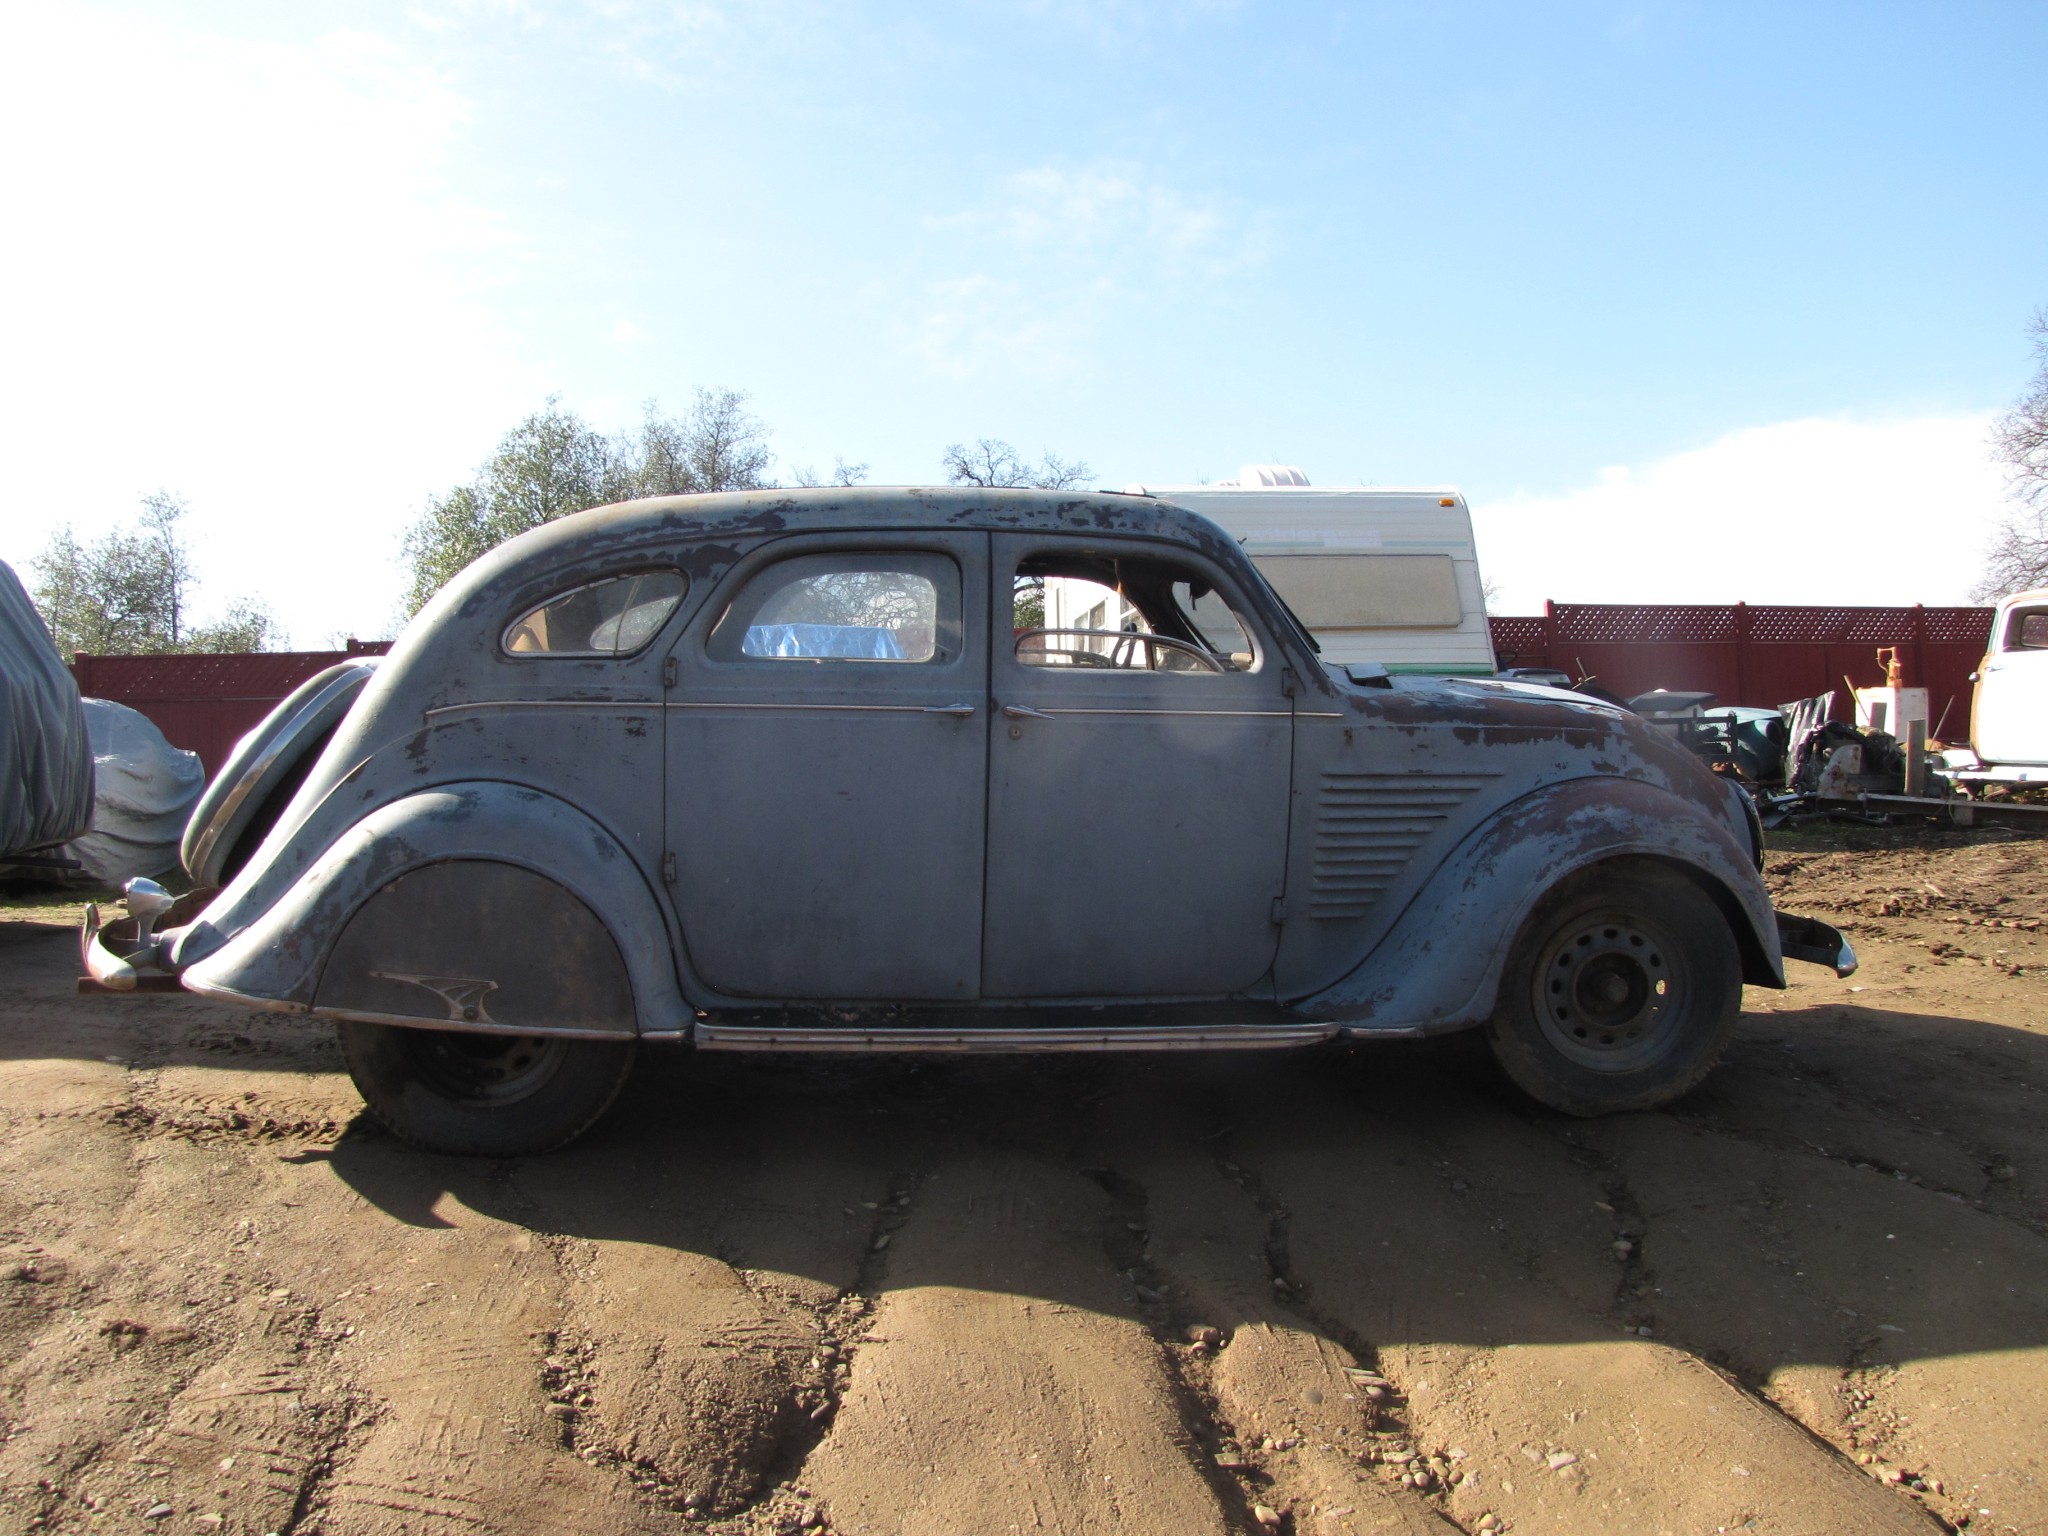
[0, 8, 540, 644]
[1472, 415, 2009, 614]
[899, 161, 1264, 380]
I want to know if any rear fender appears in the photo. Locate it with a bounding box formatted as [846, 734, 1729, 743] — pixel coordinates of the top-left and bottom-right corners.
[179, 783, 685, 1038]
[1297, 777, 1782, 1032]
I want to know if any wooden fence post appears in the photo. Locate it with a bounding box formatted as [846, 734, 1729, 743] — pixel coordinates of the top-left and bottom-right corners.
[1733, 602, 1750, 704]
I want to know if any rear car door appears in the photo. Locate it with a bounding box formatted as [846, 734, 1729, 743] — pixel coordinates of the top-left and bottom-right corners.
[981, 533, 1295, 999]
[664, 532, 990, 1000]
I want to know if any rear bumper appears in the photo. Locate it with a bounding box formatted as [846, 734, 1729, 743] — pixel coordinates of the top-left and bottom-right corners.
[1774, 910, 1858, 978]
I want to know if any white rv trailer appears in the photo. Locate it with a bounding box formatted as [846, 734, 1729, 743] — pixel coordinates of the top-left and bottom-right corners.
[1114, 466, 1497, 675]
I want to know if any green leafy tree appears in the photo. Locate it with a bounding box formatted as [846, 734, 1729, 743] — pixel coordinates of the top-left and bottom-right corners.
[1974, 310, 2048, 601]
[31, 492, 279, 659]
[402, 391, 782, 615]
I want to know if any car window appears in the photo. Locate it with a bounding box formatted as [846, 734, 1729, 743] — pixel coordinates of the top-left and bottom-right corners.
[1011, 553, 1257, 675]
[2006, 609, 2048, 651]
[710, 551, 961, 664]
[503, 571, 686, 657]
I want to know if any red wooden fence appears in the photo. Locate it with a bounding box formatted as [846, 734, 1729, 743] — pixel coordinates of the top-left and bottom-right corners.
[1490, 603, 1992, 738]
[70, 641, 392, 778]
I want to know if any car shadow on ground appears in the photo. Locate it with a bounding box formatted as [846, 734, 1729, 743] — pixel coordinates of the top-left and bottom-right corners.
[301, 1007, 2048, 1380]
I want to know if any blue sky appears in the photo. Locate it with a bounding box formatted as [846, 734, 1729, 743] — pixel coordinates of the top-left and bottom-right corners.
[2, 1, 2042, 642]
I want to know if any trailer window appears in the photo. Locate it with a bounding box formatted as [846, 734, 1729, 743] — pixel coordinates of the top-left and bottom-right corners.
[1251, 554, 1460, 629]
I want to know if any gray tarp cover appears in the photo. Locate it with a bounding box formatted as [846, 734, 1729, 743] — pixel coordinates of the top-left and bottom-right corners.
[0, 560, 93, 858]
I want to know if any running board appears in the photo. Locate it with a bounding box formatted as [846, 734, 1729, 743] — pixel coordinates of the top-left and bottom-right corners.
[692, 1021, 1342, 1053]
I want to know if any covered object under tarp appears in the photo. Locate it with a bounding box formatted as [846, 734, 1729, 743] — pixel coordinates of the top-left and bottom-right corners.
[0, 560, 93, 860]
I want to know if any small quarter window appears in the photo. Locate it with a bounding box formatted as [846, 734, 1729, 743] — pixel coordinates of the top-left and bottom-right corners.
[503, 571, 686, 657]
[710, 551, 961, 663]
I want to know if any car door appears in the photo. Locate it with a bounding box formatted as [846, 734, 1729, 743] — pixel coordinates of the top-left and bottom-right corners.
[1974, 601, 2048, 766]
[982, 533, 1295, 999]
[664, 532, 990, 1000]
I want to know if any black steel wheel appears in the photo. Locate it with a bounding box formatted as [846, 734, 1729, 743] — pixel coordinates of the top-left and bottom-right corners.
[1486, 862, 1740, 1116]
[337, 1022, 636, 1155]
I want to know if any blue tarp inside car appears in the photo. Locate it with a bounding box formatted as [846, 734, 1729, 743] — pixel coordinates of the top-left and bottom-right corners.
[742, 623, 907, 660]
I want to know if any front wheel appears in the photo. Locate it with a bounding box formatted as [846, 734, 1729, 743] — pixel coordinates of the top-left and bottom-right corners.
[1486, 863, 1740, 1116]
[337, 1022, 637, 1155]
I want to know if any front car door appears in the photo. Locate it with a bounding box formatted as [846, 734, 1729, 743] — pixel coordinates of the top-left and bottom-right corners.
[665, 532, 990, 1000]
[982, 533, 1295, 999]
[1973, 599, 2048, 767]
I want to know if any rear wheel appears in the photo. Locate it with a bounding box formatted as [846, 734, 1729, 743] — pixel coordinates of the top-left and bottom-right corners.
[337, 1022, 637, 1155]
[1486, 863, 1740, 1116]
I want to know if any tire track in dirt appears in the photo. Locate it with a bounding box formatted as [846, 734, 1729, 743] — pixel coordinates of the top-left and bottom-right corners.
[1207, 1054, 1944, 1536]
[801, 1148, 1238, 1535]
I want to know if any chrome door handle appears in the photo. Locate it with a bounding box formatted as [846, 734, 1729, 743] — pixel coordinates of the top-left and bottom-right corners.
[923, 703, 978, 717]
[1001, 703, 1055, 721]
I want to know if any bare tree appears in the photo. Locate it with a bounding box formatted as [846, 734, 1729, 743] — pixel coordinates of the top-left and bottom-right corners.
[1973, 310, 2048, 601]
[31, 492, 279, 659]
[941, 439, 1092, 490]
[630, 389, 775, 498]
[790, 457, 870, 488]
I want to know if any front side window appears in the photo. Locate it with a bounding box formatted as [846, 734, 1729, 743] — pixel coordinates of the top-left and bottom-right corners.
[2006, 608, 2048, 651]
[1011, 551, 1258, 675]
[710, 551, 961, 664]
[503, 571, 686, 657]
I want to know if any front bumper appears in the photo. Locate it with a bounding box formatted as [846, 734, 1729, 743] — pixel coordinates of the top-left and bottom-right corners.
[1775, 910, 1858, 978]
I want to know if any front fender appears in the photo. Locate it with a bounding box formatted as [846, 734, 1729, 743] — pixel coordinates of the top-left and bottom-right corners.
[1296, 776, 1782, 1032]
[178, 782, 688, 1037]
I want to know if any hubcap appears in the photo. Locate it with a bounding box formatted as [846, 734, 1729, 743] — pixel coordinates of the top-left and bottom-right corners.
[1531, 915, 1678, 1072]
[405, 1030, 569, 1105]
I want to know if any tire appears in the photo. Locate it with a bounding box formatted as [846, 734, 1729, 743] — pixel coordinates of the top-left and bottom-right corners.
[336, 1022, 637, 1155]
[1485, 862, 1740, 1116]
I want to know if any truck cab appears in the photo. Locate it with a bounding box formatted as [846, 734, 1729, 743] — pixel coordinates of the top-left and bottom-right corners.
[1971, 587, 2048, 768]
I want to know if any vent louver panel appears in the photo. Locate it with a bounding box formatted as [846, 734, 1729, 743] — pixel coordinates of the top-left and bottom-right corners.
[1310, 772, 1497, 918]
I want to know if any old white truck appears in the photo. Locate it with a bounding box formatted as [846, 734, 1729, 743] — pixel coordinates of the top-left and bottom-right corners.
[1118, 467, 1496, 676]
[1947, 586, 2048, 784]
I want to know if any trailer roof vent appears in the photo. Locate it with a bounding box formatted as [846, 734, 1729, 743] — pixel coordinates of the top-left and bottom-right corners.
[1237, 464, 1310, 487]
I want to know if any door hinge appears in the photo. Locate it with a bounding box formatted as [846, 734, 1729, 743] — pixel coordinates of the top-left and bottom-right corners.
[1270, 897, 1288, 925]
[662, 656, 678, 688]
[1281, 667, 1299, 698]
[661, 852, 677, 885]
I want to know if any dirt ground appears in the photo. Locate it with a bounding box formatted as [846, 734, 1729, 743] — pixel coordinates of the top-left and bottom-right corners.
[2, 829, 2044, 1536]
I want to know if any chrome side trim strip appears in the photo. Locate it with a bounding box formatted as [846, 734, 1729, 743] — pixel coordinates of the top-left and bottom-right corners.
[1036, 707, 1294, 720]
[693, 1021, 1339, 1053]
[665, 701, 953, 714]
[424, 699, 659, 721]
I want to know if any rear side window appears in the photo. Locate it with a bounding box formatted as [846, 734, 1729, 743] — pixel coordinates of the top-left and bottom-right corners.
[709, 551, 962, 664]
[2006, 609, 2048, 650]
[503, 571, 686, 656]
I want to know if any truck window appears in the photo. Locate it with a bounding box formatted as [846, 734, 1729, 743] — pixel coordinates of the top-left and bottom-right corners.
[2006, 609, 2048, 651]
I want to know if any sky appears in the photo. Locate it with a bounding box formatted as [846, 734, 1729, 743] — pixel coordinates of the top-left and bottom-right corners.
[1, 0, 2042, 643]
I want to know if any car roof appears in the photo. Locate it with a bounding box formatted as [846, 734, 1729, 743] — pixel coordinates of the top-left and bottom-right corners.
[487, 485, 1244, 571]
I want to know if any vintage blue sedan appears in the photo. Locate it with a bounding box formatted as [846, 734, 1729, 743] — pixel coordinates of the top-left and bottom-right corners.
[84, 488, 1853, 1153]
